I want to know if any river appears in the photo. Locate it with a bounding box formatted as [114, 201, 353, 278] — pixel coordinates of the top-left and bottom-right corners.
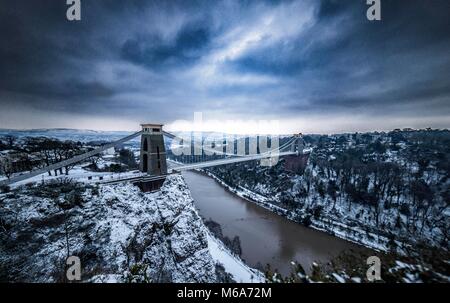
[182, 170, 365, 276]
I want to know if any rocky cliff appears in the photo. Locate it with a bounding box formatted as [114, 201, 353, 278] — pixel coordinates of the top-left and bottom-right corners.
[0, 175, 217, 282]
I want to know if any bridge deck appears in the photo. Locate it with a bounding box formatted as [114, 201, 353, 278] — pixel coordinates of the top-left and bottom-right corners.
[1, 130, 300, 186]
[167, 151, 296, 172]
[0, 131, 142, 186]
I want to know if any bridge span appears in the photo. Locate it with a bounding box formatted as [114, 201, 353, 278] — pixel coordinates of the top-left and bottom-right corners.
[0, 124, 307, 188]
[0, 131, 143, 186]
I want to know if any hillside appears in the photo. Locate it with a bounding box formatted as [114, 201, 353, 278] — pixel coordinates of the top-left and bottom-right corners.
[0, 175, 219, 282]
[203, 129, 450, 252]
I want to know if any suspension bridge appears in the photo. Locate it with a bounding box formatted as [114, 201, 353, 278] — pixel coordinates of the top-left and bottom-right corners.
[0, 124, 309, 191]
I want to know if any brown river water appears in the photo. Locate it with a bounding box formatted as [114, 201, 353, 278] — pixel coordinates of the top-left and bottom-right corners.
[182, 170, 366, 276]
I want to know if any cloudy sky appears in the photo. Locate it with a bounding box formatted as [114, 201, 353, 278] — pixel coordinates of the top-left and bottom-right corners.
[0, 0, 449, 134]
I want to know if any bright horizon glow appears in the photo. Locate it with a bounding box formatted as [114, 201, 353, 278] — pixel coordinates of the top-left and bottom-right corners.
[1, 110, 448, 135]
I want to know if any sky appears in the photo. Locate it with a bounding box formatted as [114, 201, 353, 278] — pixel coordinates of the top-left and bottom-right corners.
[0, 0, 449, 134]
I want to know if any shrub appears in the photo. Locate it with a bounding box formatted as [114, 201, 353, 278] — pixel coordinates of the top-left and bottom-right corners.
[312, 205, 324, 220]
[67, 191, 84, 208]
[399, 203, 411, 216]
[109, 164, 125, 173]
[302, 214, 312, 227]
[91, 186, 99, 196]
[0, 185, 10, 193]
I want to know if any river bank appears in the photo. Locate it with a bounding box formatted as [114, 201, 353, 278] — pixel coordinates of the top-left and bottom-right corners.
[196, 169, 385, 252]
[182, 170, 367, 275]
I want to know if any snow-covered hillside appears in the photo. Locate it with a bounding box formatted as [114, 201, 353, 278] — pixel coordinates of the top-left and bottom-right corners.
[200, 130, 450, 253]
[0, 174, 258, 282]
[0, 128, 140, 144]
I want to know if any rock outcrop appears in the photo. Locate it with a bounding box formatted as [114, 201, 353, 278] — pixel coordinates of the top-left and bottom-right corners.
[0, 175, 217, 282]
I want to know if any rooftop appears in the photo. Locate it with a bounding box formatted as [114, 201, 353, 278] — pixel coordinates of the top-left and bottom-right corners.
[141, 123, 164, 128]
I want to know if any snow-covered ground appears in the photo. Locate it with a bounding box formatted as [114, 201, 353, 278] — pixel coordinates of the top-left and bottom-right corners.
[6, 165, 146, 189]
[0, 166, 265, 283]
[2, 175, 201, 281]
[207, 233, 264, 283]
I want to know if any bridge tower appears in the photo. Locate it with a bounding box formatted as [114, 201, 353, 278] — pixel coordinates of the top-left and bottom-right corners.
[290, 133, 305, 154]
[139, 124, 168, 176]
[285, 133, 309, 174]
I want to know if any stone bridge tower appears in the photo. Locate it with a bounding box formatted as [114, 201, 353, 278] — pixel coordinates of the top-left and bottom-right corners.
[139, 124, 168, 176]
[291, 133, 305, 154]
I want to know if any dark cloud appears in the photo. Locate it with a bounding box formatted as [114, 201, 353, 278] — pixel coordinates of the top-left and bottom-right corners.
[0, 0, 449, 132]
[121, 24, 211, 69]
[229, 0, 450, 115]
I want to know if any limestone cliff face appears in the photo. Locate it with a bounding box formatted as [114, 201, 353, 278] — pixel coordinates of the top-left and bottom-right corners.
[0, 175, 217, 282]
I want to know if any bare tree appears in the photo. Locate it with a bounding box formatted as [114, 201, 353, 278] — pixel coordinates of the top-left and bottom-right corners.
[60, 141, 82, 175]
[23, 137, 82, 176]
[0, 156, 13, 179]
[24, 137, 56, 176]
